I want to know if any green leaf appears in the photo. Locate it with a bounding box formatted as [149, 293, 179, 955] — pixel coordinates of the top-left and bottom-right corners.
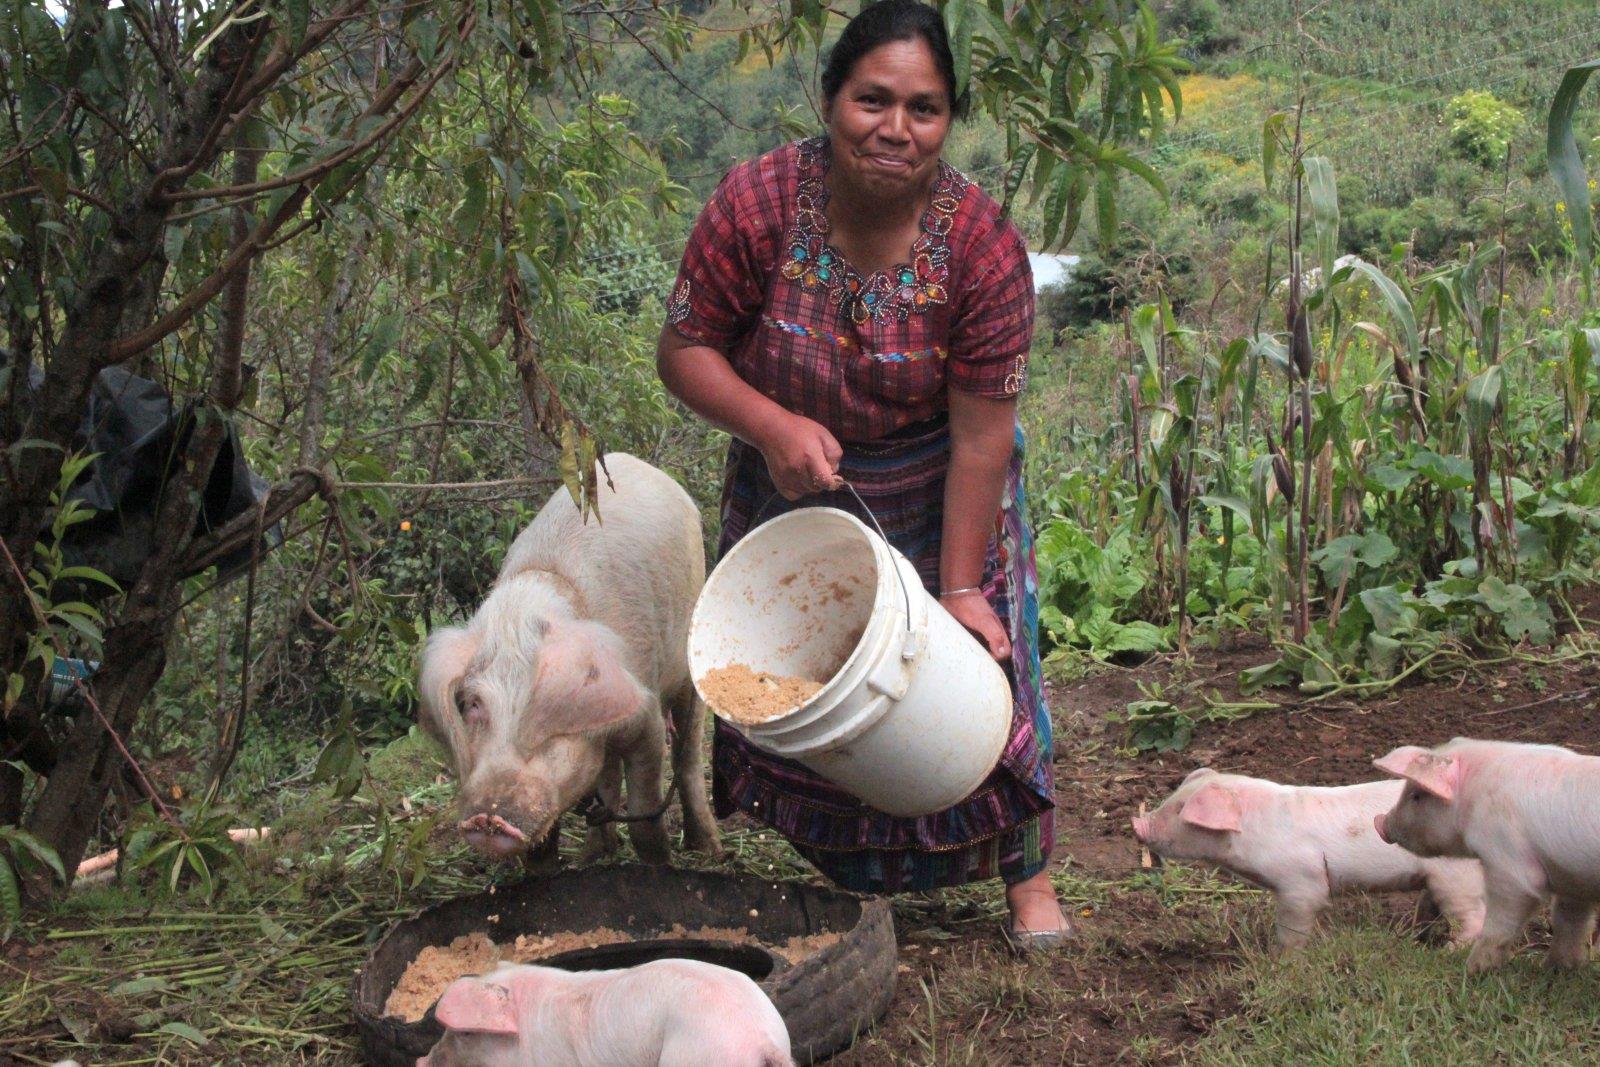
[312, 732, 363, 799]
[1312, 532, 1398, 587]
[0, 859, 18, 937]
[1131, 303, 1160, 380]
[1464, 364, 1503, 440]
[113, 976, 177, 996]
[1239, 657, 1295, 695]
[1359, 586, 1416, 637]
[1102, 620, 1169, 653]
[284, 0, 309, 46]
[1547, 60, 1600, 299]
[1041, 165, 1072, 249]
[1407, 449, 1473, 491]
[1476, 577, 1554, 644]
[359, 313, 402, 382]
[1199, 493, 1252, 528]
[1262, 112, 1288, 187]
[1094, 165, 1118, 250]
[945, 0, 973, 103]
[0, 827, 65, 883]
[1333, 258, 1418, 364]
[155, 1020, 208, 1047]
[1365, 632, 1404, 680]
[1365, 464, 1415, 493]
[52, 565, 121, 590]
[1303, 156, 1339, 284]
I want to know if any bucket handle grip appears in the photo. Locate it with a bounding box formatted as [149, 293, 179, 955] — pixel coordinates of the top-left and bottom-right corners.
[752, 482, 917, 659]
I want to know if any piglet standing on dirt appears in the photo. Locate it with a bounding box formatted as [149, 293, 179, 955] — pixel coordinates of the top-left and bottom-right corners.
[1374, 737, 1600, 972]
[1133, 768, 1485, 951]
[416, 959, 794, 1067]
[418, 453, 720, 866]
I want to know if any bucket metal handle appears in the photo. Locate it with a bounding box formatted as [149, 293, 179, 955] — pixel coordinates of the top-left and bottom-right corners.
[838, 481, 917, 659]
[752, 481, 918, 659]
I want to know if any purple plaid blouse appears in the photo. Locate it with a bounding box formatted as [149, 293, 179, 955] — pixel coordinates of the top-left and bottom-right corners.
[665, 137, 1034, 443]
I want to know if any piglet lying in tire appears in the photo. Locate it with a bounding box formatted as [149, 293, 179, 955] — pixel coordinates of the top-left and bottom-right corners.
[1374, 737, 1600, 972]
[416, 960, 794, 1067]
[418, 452, 720, 867]
[1133, 768, 1484, 951]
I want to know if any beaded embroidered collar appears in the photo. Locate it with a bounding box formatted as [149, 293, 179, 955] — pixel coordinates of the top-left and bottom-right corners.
[779, 136, 970, 326]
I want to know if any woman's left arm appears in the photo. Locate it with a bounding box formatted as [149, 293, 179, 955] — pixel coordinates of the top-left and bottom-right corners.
[940, 390, 1017, 661]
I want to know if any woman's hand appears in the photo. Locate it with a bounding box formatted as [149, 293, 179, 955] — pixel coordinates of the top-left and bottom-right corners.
[941, 589, 1011, 661]
[758, 412, 845, 500]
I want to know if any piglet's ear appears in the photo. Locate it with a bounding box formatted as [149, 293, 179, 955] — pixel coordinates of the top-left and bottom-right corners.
[1374, 745, 1458, 802]
[433, 977, 518, 1036]
[532, 619, 646, 736]
[1181, 782, 1242, 832]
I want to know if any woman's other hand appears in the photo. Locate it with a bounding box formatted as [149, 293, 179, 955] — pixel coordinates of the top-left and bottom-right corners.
[940, 589, 1011, 661]
[758, 412, 845, 500]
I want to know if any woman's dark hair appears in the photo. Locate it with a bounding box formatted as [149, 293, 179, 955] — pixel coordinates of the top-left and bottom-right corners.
[820, 0, 970, 119]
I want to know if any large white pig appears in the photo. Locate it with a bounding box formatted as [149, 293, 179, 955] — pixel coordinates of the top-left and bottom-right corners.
[1374, 737, 1600, 972]
[1133, 768, 1485, 950]
[418, 453, 719, 865]
[416, 960, 794, 1067]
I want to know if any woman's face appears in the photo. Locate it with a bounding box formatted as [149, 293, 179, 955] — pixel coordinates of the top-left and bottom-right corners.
[823, 36, 952, 202]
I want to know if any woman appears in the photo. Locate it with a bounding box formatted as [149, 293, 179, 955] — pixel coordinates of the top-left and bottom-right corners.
[656, 0, 1068, 947]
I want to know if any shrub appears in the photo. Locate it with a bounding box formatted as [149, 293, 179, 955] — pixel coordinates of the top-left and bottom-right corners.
[1448, 90, 1524, 168]
[1156, 0, 1234, 54]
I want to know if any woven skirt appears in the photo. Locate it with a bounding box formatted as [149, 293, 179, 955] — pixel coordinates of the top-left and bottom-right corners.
[711, 415, 1055, 893]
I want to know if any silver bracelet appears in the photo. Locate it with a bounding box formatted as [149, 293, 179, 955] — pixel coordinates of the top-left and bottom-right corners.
[939, 586, 983, 598]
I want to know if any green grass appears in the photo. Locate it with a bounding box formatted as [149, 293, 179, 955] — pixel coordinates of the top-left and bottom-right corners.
[6, 727, 1600, 1065]
[1196, 908, 1600, 1065]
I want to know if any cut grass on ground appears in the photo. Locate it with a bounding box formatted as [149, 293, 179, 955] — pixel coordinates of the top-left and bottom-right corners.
[5, 730, 1600, 1064]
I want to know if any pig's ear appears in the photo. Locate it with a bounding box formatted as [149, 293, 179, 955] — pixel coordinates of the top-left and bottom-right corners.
[418, 626, 479, 767]
[1374, 746, 1458, 802]
[534, 619, 646, 735]
[433, 977, 518, 1035]
[1181, 767, 1219, 785]
[1180, 782, 1242, 832]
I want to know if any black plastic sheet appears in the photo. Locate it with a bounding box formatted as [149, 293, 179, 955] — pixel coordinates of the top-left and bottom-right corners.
[26, 364, 281, 588]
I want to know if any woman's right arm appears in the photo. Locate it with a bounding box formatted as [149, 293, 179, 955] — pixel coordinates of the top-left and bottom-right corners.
[656, 327, 843, 500]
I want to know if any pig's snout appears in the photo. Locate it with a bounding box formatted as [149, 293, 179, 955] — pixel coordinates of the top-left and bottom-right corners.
[459, 811, 534, 859]
[1131, 816, 1151, 842]
[1373, 812, 1390, 844]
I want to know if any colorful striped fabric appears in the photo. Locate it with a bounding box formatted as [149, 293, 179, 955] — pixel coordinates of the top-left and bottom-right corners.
[711, 415, 1055, 893]
[760, 315, 947, 365]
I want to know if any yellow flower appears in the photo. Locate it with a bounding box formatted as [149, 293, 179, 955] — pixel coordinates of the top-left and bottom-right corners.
[1216, 535, 1228, 545]
[400, 520, 412, 532]
[1541, 307, 1554, 317]
[1557, 201, 1567, 213]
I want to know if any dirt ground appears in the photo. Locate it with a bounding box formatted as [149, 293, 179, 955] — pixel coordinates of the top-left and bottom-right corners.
[5, 610, 1598, 1066]
[835, 617, 1600, 1066]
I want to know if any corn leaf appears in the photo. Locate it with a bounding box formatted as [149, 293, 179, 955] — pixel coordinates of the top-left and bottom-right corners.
[1334, 258, 1418, 364]
[1547, 59, 1600, 298]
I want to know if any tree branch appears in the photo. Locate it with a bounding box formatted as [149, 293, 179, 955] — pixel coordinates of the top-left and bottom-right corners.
[112, 11, 473, 361]
[178, 467, 331, 579]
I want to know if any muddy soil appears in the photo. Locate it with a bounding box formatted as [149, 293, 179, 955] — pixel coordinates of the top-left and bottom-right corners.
[839, 612, 1600, 1065]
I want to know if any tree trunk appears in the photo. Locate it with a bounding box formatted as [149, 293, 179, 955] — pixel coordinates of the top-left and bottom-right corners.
[0, 27, 263, 765]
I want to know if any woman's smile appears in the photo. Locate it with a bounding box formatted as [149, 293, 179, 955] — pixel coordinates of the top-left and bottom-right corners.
[824, 37, 951, 198]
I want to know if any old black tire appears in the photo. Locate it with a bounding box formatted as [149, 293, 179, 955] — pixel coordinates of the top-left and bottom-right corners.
[351, 864, 896, 1065]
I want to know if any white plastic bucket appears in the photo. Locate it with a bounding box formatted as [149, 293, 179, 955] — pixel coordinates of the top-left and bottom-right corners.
[688, 507, 1012, 817]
